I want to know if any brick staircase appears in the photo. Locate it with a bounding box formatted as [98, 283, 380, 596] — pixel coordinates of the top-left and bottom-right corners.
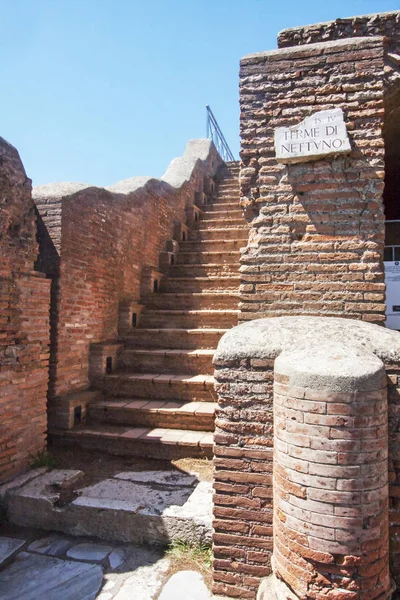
[52, 161, 248, 459]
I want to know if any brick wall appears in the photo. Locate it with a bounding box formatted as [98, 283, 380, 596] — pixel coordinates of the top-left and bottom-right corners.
[213, 354, 274, 598]
[239, 35, 387, 324]
[0, 137, 50, 482]
[231, 13, 400, 597]
[34, 140, 221, 402]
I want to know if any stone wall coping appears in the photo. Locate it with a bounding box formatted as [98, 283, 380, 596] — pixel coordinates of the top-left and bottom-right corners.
[275, 345, 385, 392]
[241, 35, 384, 64]
[32, 138, 217, 201]
[214, 316, 400, 365]
[278, 10, 400, 39]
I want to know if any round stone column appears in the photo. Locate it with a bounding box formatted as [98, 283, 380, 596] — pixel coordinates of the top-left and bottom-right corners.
[272, 345, 391, 600]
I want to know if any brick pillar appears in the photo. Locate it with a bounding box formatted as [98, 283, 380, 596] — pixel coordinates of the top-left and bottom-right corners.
[272, 346, 391, 600]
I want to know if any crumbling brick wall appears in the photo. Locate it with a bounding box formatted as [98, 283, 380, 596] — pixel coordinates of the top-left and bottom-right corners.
[34, 140, 221, 401]
[277, 10, 400, 50]
[0, 137, 50, 482]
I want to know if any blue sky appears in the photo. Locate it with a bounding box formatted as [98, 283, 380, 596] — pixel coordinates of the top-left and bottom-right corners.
[1, 0, 399, 186]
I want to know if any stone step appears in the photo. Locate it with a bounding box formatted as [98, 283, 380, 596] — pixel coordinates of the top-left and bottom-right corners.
[119, 348, 214, 375]
[51, 425, 213, 460]
[168, 262, 240, 277]
[176, 250, 241, 265]
[138, 309, 239, 329]
[191, 218, 245, 229]
[160, 276, 241, 293]
[142, 291, 239, 309]
[4, 468, 212, 546]
[98, 372, 216, 402]
[88, 399, 216, 431]
[201, 209, 243, 220]
[202, 202, 239, 212]
[205, 195, 240, 205]
[178, 239, 245, 252]
[188, 228, 248, 241]
[215, 185, 240, 194]
[217, 177, 239, 184]
[123, 327, 226, 349]
[211, 196, 240, 205]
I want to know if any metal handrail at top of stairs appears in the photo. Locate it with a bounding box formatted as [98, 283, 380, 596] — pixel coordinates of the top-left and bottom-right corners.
[206, 105, 236, 163]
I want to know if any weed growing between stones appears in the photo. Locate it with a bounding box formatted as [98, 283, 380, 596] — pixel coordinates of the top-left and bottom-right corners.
[165, 540, 212, 589]
[30, 449, 57, 470]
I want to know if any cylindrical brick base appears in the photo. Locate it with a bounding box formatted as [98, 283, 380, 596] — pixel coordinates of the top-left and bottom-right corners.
[273, 346, 391, 600]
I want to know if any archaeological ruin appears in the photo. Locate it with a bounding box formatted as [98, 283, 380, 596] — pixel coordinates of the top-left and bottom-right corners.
[3, 7, 400, 600]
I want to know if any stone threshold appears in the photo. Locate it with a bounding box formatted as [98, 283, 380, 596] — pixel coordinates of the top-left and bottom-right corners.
[1, 468, 212, 547]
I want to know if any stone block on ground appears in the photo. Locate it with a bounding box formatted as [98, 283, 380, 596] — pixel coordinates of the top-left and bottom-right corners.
[28, 534, 72, 557]
[66, 542, 114, 563]
[6, 469, 212, 546]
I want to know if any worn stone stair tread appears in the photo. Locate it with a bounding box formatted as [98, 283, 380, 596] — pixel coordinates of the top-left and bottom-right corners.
[127, 327, 228, 334]
[124, 348, 215, 357]
[104, 371, 215, 385]
[168, 262, 240, 267]
[90, 399, 216, 416]
[164, 276, 241, 281]
[53, 425, 214, 448]
[88, 399, 216, 431]
[189, 227, 247, 233]
[203, 207, 240, 214]
[142, 309, 239, 315]
[193, 221, 245, 228]
[213, 190, 239, 195]
[144, 291, 239, 297]
[180, 240, 244, 245]
[177, 250, 240, 255]
[201, 209, 243, 215]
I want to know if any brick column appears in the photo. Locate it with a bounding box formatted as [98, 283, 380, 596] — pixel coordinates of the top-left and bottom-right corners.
[213, 317, 400, 599]
[272, 346, 391, 600]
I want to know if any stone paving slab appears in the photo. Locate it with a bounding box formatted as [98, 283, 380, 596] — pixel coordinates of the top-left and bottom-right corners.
[159, 571, 211, 600]
[0, 537, 26, 568]
[66, 542, 114, 562]
[111, 556, 170, 600]
[0, 551, 103, 600]
[28, 534, 72, 556]
[108, 548, 126, 569]
[0, 531, 219, 600]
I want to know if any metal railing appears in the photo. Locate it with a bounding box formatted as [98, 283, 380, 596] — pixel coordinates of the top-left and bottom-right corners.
[206, 105, 235, 162]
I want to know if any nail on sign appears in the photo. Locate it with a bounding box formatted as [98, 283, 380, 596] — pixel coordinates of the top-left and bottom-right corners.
[274, 109, 351, 164]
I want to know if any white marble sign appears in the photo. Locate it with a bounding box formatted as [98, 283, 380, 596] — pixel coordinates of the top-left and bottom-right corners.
[274, 109, 351, 164]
